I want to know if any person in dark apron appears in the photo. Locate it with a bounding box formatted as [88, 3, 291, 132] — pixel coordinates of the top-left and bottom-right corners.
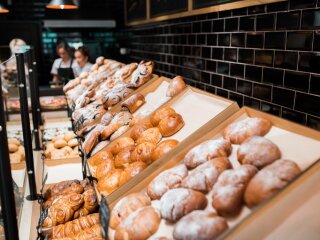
[51, 41, 76, 85]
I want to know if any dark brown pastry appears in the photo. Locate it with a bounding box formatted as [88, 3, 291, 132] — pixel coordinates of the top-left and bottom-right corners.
[166, 75, 187, 97]
[173, 211, 228, 240]
[237, 136, 281, 169]
[223, 117, 272, 144]
[245, 159, 301, 208]
[211, 165, 258, 217]
[160, 188, 207, 222]
[147, 164, 188, 200]
[121, 93, 146, 113]
[184, 139, 232, 169]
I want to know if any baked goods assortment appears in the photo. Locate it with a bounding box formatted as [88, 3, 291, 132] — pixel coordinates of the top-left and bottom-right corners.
[44, 132, 79, 160]
[40, 96, 67, 110]
[43, 127, 72, 141]
[8, 139, 25, 164]
[107, 117, 303, 239]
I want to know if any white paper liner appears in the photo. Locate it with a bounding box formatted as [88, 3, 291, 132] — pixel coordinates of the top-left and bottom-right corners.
[43, 163, 82, 184]
[12, 169, 26, 188]
[108, 114, 320, 240]
[43, 120, 72, 129]
[133, 81, 171, 118]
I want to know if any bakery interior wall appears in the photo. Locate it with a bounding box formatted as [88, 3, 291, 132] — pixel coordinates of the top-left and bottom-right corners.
[118, 0, 320, 131]
[0, 0, 124, 85]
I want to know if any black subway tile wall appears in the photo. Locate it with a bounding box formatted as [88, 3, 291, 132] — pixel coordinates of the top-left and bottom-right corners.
[121, 0, 320, 130]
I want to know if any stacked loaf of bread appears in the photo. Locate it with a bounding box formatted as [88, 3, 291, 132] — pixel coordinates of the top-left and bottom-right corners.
[8, 139, 25, 164]
[82, 76, 187, 156]
[44, 132, 79, 160]
[86, 106, 186, 197]
[64, 57, 155, 133]
[108, 117, 302, 240]
[41, 179, 99, 229]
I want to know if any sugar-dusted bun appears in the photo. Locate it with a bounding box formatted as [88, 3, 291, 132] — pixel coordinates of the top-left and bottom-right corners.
[110, 137, 135, 156]
[245, 159, 301, 208]
[158, 113, 184, 137]
[111, 111, 133, 126]
[90, 140, 110, 157]
[237, 136, 281, 169]
[97, 169, 129, 196]
[100, 112, 114, 126]
[115, 206, 160, 240]
[181, 157, 232, 193]
[95, 159, 115, 179]
[88, 148, 113, 167]
[166, 75, 187, 97]
[212, 165, 258, 217]
[54, 139, 68, 149]
[136, 127, 162, 145]
[173, 210, 228, 240]
[151, 139, 179, 161]
[160, 188, 207, 222]
[150, 107, 176, 126]
[130, 142, 156, 164]
[223, 117, 272, 144]
[101, 123, 121, 140]
[67, 138, 78, 148]
[110, 192, 151, 229]
[114, 145, 136, 168]
[121, 93, 146, 113]
[110, 125, 130, 141]
[147, 164, 188, 200]
[130, 120, 153, 140]
[184, 139, 232, 169]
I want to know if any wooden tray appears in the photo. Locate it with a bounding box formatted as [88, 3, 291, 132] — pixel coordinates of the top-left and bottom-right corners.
[105, 107, 320, 239]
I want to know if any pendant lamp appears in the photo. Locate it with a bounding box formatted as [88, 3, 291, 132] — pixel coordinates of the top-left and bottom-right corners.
[46, 0, 78, 9]
[0, 3, 9, 13]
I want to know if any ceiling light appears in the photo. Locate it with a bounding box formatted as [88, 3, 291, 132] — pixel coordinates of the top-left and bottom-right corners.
[0, 3, 9, 13]
[46, 0, 78, 10]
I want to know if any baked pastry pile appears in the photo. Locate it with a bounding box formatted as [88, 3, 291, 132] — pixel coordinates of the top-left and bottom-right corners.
[8, 138, 25, 164]
[108, 117, 302, 239]
[44, 132, 79, 160]
[40, 96, 67, 110]
[86, 106, 185, 197]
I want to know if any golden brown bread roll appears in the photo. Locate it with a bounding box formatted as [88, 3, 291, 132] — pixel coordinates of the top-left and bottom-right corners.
[151, 139, 179, 161]
[181, 157, 232, 193]
[90, 140, 110, 157]
[8, 143, 18, 153]
[100, 112, 114, 126]
[42, 193, 84, 227]
[83, 130, 100, 156]
[111, 111, 133, 126]
[54, 139, 68, 149]
[67, 138, 78, 148]
[173, 210, 228, 240]
[147, 164, 188, 200]
[114, 145, 136, 168]
[97, 169, 129, 196]
[211, 165, 258, 217]
[136, 127, 162, 145]
[158, 113, 184, 137]
[110, 192, 151, 229]
[8, 139, 20, 146]
[223, 117, 272, 144]
[88, 148, 113, 167]
[121, 93, 146, 113]
[110, 137, 135, 156]
[245, 159, 301, 208]
[129, 115, 143, 127]
[64, 132, 75, 142]
[100, 123, 121, 140]
[184, 139, 232, 169]
[110, 125, 130, 141]
[49, 213, 99, 239]
[95, 158, 115, 179]
[124, 161, 147, 179]
[166, 75, 187, 97]
[130, 120, 153, 140]
[150, 106, 176, 126]
[115, 207, 160, 240]
[160, 188, 207, 222]
[130, 142, 156, 164]
[237, 136, 281, 169]
[52, 134, 65, 142]
[10, 152, 22, 163]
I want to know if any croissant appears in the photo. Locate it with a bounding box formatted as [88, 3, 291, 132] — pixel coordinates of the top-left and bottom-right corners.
[73, 188, 98, 219]
[42, 193, 84, 228]
[48, 213, 99, 239]
[43, 180, 79, 200]
[75, 224, 103, 240]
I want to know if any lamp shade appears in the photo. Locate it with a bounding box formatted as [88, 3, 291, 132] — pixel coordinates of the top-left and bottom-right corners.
[0, 3, 9, 13]
[46, 0, 78, 9]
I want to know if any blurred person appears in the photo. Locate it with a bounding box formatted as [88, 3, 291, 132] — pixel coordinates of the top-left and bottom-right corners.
[73, 46, 93, 77]
[51, 41, 77, 84]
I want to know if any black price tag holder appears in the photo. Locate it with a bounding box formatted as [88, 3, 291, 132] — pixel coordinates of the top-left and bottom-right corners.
[100, 195, 110, 240]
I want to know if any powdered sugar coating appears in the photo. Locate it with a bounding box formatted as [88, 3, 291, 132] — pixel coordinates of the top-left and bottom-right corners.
[184, 139, 232, 169]
[147, 164, 188, 200]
